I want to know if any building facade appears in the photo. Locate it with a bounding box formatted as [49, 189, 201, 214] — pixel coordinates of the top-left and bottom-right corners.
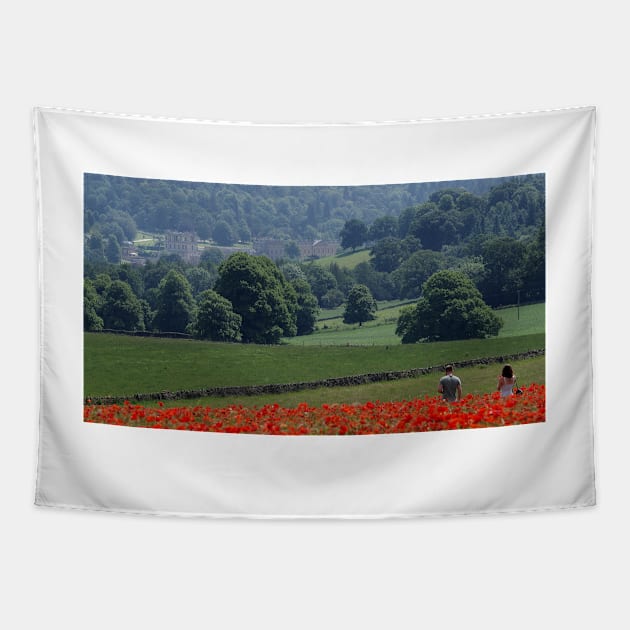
[163, 231, 200, 264]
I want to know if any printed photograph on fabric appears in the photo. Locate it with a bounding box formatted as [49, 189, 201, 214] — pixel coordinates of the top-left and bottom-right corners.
[83, 174, 546, 435]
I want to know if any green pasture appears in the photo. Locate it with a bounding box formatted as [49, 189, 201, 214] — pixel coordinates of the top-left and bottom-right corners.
[288, 302, 544, 346]
[137, 355, 545, 409]
[133, 231, 158, 246]
[495, 302, 545, 337]
[84, 331, 544, 398]
[313, 248, 371, 269]
[317, 299, 413, 322]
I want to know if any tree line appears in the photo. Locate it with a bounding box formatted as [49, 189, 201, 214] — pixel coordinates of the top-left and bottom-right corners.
[86, 251, 317, 344]
[334, 177, 545, 308]
[84, 173, 526, 245]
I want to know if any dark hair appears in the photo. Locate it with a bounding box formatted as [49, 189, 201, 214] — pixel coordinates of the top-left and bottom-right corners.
[502, 364, 514, 378]
[445, 364, 453, 373]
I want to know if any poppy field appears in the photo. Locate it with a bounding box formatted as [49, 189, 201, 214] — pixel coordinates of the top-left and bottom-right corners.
[84, 383, 545, 435]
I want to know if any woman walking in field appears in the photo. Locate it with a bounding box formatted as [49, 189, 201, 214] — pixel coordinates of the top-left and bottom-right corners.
[497, 364, 517, 398]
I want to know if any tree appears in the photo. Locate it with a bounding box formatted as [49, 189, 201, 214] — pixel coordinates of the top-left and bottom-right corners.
[108, 209, 137, 241]
[320, 288, 344, 308]
[153, 270, 196, 333]
[477, 236, 527, 306]
[103, 223, 125, 247]
[101, 280, 145, 331]
[370, 237, 403, 273]
[285, 241, 301, 259]
[392, 250, 444, 298]
[291, 278, 319, 335]
[185, 266, 214, 297]
[85, 233, 106, 264]
[327, 262, 355, 296]
[195, 217, 212, 240]
[343, 284, 377, 326]
[409, 206, 463, 251]
[116, 263, 144, 297]
[279, 262, 307, 283]
[215, 253, 297, 344]
[452, 256, 487, 287]
[199, 247, 224, 274]
[522, 223, 545, 301]
[398, 206, 419, 238]
[303, 264, 338, 302]
[92, 272, 112, 296]
[84, 279, 103, 331]
[353, 262, 397, 301]
[193, 290, 242, 342]
[368, 215, 398, 241]
[438, 193, 455, 211]
[213, 220, 236, 246]
[395, 270, 502, 343]
[340, 219, 368, 251]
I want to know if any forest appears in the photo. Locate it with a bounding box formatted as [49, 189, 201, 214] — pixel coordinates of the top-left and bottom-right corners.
[84, 173, 545, 344]
[84, 172, 542, 244]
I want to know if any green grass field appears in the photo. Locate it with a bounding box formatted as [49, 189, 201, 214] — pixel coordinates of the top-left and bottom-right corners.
[146, 355, 544, 409]
[84, 331, 544, 398]
[313, 248, 371, 269]
[288, 302, 544, 346]
[318, 299, 413, 322]
[495, 303, 546, 337]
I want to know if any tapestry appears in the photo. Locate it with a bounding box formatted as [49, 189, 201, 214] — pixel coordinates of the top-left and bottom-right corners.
[34, 106, 596, 517]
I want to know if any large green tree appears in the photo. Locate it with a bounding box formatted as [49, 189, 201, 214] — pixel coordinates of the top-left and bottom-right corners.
[409, 205, 464, 251]
[101, 280, 145, 331]
[193, 290, 242, 342]
[477, 236, 527, 306]
[340, 219, 368, 251]
[153, 270, 196, 333]
[343, 284, 377, 326]
[395, 270, 502, 343]
[215, 253, 297, 343]
[370, 237, 403, 273]
[368, 215, 398, 241]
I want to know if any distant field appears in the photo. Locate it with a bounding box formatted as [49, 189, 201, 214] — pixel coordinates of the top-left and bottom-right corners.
[318, 299, 413, 322]
[84, 332, 544, 397]
[289, 302, 545, 346]
[495, 302, 545, 337]
[133, 231, 157, 246]
[313, 248, 371, 269]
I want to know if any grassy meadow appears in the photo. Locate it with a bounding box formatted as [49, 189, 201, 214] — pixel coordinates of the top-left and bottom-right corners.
[312, 248, 371, 269]
[136, 355, 545, 409]
[286, 302, 544, 347]
[85, 328, 544, 399]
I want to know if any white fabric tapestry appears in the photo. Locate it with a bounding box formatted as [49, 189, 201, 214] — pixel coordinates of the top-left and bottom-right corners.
[34, 106, 596, 518]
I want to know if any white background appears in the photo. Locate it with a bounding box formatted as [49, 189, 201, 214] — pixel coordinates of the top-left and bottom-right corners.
[0, 1, 627, 628]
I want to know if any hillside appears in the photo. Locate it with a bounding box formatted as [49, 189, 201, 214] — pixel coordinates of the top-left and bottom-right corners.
[83, 173, 541, 243]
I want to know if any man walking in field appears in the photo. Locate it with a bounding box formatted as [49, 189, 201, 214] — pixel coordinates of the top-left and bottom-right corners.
[438, 364, 462, 402]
